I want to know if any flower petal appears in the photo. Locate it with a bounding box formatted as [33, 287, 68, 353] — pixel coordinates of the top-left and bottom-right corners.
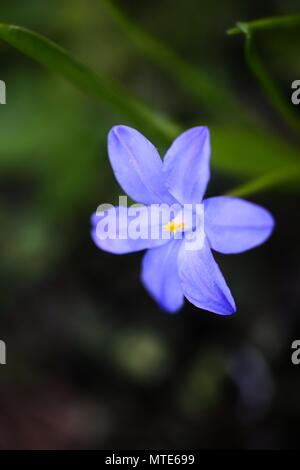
[178, 238, 236, 315]
[204, 197, 275, 254]
[91, 205, 169, 254]
[163, 126, 211, 204]
[141, 240, 184, 313]
[108, 125, 174, 205]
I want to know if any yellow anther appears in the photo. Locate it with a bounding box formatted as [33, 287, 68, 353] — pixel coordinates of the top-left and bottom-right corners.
[164, 220, 184, 234]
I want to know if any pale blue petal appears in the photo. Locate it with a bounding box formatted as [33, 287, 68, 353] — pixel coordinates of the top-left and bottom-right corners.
[163, 127, 210, 204]
[108, 125, 175, 205]
[141, 240, 184, 313]
[204, 197, 275, 254]
[178, 238, 236, 315]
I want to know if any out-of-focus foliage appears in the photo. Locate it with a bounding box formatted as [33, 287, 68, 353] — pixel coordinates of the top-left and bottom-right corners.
[0, 0, 300, 450]
[0, 5, 299, 191]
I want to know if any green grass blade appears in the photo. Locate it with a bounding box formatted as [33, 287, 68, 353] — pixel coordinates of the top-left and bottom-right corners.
[226, 163, 300, 197]
[0, 23, 180, 142]
[227, 14, 300, 35]
[0, 22, 299, 198]
[211, 126, 299, 177]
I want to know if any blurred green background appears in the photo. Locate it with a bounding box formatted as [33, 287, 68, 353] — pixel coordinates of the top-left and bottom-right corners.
[0, 0, 299, 449]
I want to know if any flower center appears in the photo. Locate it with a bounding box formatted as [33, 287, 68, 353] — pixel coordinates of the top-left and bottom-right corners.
[164, 219, 185, 234]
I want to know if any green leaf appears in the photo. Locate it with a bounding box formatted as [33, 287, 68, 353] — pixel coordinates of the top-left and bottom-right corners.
[226, 163, 300, 197]
[0, 23, 180, 143]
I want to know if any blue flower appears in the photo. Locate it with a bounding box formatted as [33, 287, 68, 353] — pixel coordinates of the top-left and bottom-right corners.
[91, 126, 274, 315]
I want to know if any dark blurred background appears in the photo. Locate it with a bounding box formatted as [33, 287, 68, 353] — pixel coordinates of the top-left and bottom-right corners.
[0, 0, 299, 450]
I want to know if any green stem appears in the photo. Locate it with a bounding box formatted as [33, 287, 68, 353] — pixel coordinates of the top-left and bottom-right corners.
[228, 16, 300, 134]
[227, 14, 300, 35]
[244, 33, 300, 133]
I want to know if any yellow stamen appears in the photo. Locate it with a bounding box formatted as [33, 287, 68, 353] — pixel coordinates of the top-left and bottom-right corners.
[164, 220, 184, 234]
